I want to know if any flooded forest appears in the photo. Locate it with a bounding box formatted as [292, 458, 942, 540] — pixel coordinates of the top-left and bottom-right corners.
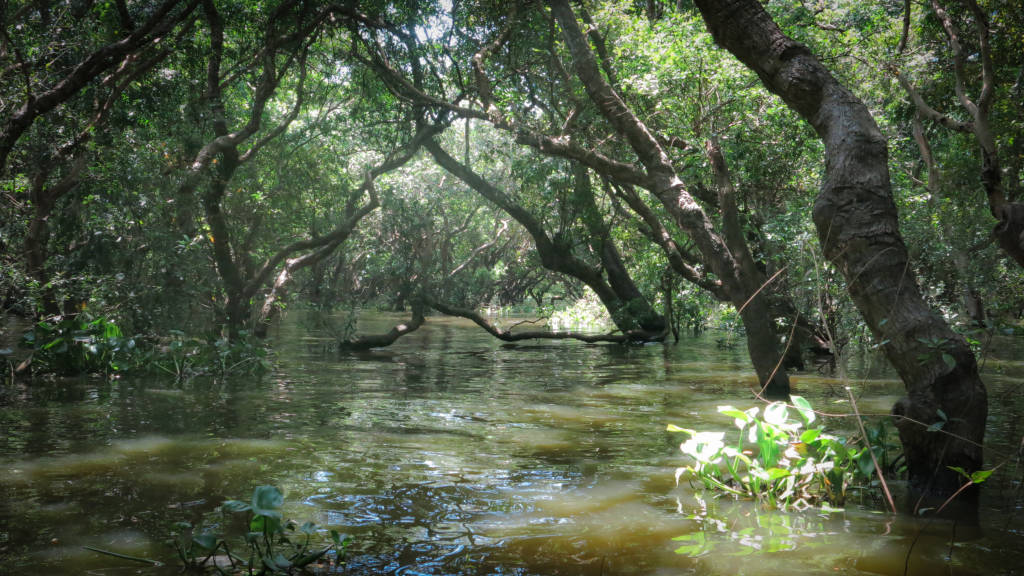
[1, 1, 1023, 575]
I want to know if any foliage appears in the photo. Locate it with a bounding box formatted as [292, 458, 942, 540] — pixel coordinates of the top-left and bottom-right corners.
[668, 396, 878, 510]
[19, 314, 134, 376]
[171, 485, 351, 575]
[143, 330, 273, 383]
[16, 315, 270, 380]
[549, 290, 614, 332]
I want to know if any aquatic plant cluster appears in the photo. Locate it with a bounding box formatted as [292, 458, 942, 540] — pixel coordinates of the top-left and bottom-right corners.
[171, 486, 351, 575]
[669, 397, 879, 510]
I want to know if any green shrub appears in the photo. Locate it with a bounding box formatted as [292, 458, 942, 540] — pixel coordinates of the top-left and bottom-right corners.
[20, 315, 134, 375]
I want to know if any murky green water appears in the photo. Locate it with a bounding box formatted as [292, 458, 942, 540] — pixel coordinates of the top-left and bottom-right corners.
[1, 312, 1022, 575]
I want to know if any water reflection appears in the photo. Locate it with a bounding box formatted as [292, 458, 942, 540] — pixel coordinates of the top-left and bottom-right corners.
[0, 312, 1021, 575]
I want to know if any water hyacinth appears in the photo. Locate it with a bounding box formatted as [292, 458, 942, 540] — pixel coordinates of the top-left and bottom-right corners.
[668, 397, 879, 510]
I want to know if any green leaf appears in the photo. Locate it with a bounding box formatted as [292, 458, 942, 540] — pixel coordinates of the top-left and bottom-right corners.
[672, 532, 708, 557]
[718, 405, 751, 429]
[269, 553, 292, 570]
[941, 353, 956, 369]
[192, 533, 218, 551]
[857, 455, 876, 477]
[790, 395, 815, 425]
[755, 423, 780, 468]
[250, 514, 281, 534]
[799, 429, 821, 443]
[43, 337, 65, 350]
[763, 402, 789, 426]
[293, 547, 330, 567]
[970, 469, 994, 484]
[251, 485, 283, 518]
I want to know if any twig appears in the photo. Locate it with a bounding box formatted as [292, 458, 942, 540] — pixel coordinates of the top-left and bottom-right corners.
[736, 265, 786, 314]
[506, 317, 548, 330]
[82, 546, 163, 566]
[846, 386, 897, 514]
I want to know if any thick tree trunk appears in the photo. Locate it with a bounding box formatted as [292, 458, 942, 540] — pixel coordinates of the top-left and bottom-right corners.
[202, 155, 248, 339]
[706, 138, 809, 372]
[694, 0, 987, 509]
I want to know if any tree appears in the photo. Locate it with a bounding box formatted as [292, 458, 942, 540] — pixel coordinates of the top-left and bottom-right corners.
[2, 0, 199, 313]
[894, 0, 1024, 268]
[0, 0, 199, 174]
[692, 0, 987, 509]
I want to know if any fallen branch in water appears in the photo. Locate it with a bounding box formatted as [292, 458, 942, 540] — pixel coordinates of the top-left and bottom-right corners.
[338, 300, 426, 351]
[426, 295, 665, 344]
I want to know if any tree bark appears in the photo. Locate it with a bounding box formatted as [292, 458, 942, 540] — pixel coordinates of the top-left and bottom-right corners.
[571, 162, 666, 332]
[693, 0, 987, 509]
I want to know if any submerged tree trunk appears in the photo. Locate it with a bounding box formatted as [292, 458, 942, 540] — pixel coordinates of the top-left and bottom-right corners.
[694, 0, 987, 510]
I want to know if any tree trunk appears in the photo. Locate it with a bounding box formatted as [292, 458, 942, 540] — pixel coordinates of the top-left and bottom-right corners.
[24, 158, 87, 316]
[571, 162, 666, 332]
[551, 0, 790, 397]
[694, 0, 987, 510]
[202, 155, 248, 339]
[427, 296, 663, 344]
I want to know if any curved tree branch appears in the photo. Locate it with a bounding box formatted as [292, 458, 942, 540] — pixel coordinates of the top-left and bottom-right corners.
[426, 295, 664, 344]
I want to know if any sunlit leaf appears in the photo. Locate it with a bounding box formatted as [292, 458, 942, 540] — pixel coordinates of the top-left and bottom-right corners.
[790, 395, 815, 425]
[970, 469, 994, 484]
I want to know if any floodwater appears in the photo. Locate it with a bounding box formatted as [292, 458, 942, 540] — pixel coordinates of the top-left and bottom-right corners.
[1, 312, 1022, 575]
